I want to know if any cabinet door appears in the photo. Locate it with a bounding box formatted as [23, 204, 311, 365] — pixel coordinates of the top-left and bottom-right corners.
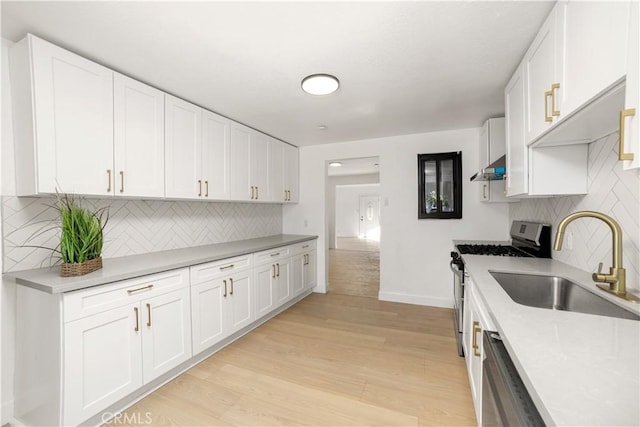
[202, 110, 230, 200]
[64, 304, 142, 426]
[303, 251, 317, 291]
[562, 1, 630, 115]
[291, 254, 304, 297]
[525, 5, 562, 142]
[479, 122, 491, 202]
[268, 138, 285, 202]
[114, 73, 165, 198]
[165, 95, 202, 199]
[141, 288, 192, 383]
[30, 35, 114, 196]
[250, 132, 270, 201]
[191, 279, 227, 355]
[274, 258, 291, 305]
[227, 270, 254, 333]
[254, 263, 276, 320]
[283, 143, 299, 203]
[622, 1, 640, 170]
[505, 63, 528, 197]
[229, 122, 252, 201]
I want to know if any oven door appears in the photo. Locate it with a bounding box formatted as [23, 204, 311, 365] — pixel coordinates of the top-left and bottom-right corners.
[450, 258, 465, 356]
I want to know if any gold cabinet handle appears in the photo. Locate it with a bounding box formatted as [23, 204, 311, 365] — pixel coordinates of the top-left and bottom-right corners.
[472, 321, 481, 357]
[551, 83, 560, 117]
[127, 284, 154, 294]
[107, 169, 112, 192]
[120, 171, 124, 193]
[302, 245, 309, 249]
[503, 174, 508, 195]
[134, 307, 139, 332]
[544, 90, 553, 122]
[256, 186, 259, 199]
[284, 190, 288, 201]
[272, 264, 276, 278]
[620, 108, 636, 161]
[230, 277, 234, 296]
[198, 180, 202, 197]
[205, 180, 209, 197]
[482, 184, 487, 199]
[219, 264, 235, 271]
[270, 252, 281, 257]
[276, 263, 280, 277]
[251, 186, 255, 200]
[288, 190, 291, 201]
[146, 303, 151, 327]
[223, 279, 228, 298]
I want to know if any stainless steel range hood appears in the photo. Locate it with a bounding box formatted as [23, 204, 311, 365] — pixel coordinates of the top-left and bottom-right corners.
[470, 155, 506, 182]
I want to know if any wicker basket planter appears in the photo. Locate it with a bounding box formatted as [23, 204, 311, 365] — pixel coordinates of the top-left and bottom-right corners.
[61, 257, 103, 277]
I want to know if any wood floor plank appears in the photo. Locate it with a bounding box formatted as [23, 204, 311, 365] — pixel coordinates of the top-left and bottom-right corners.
[115, 293, 475, 426]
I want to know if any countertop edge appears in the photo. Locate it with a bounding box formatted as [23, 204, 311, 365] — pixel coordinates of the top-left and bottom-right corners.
[5, 234, 318, 294]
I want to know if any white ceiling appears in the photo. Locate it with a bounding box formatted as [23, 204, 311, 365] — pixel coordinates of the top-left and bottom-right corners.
[1, 1, 554, 147]
[328, 156, 380, 176]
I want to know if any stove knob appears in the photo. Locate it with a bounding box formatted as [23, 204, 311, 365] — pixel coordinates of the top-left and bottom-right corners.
[450, 251, 459, 259]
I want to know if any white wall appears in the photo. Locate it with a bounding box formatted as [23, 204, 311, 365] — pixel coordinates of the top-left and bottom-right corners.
[283, 128, 511, 307]
[327, 173, 379, 248]
[335, 184, 380, 237]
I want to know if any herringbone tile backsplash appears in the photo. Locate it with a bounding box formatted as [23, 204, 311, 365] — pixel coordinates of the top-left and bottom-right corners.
[510, 133, 640, 292]
[1, 197, 282, 272]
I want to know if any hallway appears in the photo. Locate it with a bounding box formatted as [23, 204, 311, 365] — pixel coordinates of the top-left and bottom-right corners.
[329, 237, 380, 298]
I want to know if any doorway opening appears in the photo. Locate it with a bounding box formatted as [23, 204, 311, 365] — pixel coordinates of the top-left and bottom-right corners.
[326, 156, 380, 298]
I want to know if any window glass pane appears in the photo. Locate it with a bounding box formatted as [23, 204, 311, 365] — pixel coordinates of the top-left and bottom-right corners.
[424, 160, 438, 213]
[440, 159, 454, 212]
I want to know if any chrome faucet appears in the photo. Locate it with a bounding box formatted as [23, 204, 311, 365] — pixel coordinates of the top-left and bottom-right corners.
[553, 210, 639, 303]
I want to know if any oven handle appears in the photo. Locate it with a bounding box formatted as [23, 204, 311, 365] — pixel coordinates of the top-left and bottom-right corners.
[450, 260, 462, 274]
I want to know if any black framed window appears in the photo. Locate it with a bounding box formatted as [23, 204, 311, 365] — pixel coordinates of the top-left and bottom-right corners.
[418, 151, 462, 219]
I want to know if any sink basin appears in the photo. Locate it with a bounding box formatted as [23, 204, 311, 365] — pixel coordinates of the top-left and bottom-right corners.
[489, 271, 640, 321]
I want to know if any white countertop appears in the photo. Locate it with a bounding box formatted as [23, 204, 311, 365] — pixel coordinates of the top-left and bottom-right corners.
[4, 234, 317, 294]
[462, 254, 640, 426]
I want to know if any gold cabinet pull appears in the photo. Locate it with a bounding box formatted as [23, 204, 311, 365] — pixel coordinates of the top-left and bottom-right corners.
[544, 90, 553, 122]
[223, 279, 228, 298]
[205, 180, 209, 197]
[146, 303, 151, 327]
[619, 108, 636, 161]
[270, 252, 280, 257]
[219, 264, 235, 271]
[472, 321, 481, 357]
[127, 284, 154, 294]
[256, 186, 259, 199]
[482, 184, 487, 199]
[551, 83, 560, 117]
[107, 169, 112, 192]
[272, 264, 276, 278]
[251, 186, 255, 200]
[198, 180, 202, 197]
[134, 307, 139, 332]
[284, 189, 288, 201]
[120, 171, 124, 193]
[230, 277, 234, 296]
[302, 245, 309, 249]
[503, 174, 508, 195]
[276, 263, 280, 277]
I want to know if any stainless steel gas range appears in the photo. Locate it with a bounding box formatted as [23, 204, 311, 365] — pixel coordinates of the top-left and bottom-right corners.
[450, 220, 552, 356]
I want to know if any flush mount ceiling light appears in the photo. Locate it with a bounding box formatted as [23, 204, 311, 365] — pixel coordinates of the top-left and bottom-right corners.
[301, 74, 340, 95]
[329, 162, 343, 167]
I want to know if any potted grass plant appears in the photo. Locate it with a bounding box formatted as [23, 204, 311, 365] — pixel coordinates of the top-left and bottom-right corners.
[56, 193, 109, 277]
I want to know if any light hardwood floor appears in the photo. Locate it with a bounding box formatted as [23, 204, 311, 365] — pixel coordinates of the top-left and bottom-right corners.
[112, 294, 475, 426]
[336, 237, 380, 252]
[329, 249, 380, 298]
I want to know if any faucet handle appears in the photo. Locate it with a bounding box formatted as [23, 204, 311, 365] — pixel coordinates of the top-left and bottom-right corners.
[597, 262, 603, 274]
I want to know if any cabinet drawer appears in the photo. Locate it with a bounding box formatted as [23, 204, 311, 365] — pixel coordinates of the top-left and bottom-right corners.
[190, 254, 252, 285]
[63, 268, 189, 322]
[253, 246, 291, 265]
[292, 240, 316, 255]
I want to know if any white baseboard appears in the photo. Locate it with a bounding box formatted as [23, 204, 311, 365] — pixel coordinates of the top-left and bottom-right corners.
[378, 291, 453, 308]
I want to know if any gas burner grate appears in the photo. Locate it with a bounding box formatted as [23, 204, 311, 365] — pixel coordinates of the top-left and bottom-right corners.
[456, 244, 532, 257]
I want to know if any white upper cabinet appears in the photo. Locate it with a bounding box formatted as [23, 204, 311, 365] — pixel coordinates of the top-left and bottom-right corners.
[251, 132, 270, 201]
[201, 110, 231, 200]
[478, 118, 515, 203]
[114, 74, 165, 198]
[10, 34, 114, 196]
[230, 122, 252, 201]
[505, 64, 528, 197]
[165, 95, 202, 199]
[283, 143, 299, 203]
[622, 1, 640, 170]
[561, 1, 630, 115]
[524, 5, 563, 143]
[268, 138, 285, 202]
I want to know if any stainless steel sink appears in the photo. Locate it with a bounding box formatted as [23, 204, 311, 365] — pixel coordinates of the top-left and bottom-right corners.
[489, 271, 640, 321]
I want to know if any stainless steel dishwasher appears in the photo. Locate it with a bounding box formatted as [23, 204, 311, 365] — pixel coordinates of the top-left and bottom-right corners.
[482, 331, 545, 426]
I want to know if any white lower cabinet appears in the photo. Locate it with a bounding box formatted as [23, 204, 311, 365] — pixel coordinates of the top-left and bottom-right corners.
[463, 278, 495, 426]
[254, 258, 290, 319]
[292, 248, 317, 297]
